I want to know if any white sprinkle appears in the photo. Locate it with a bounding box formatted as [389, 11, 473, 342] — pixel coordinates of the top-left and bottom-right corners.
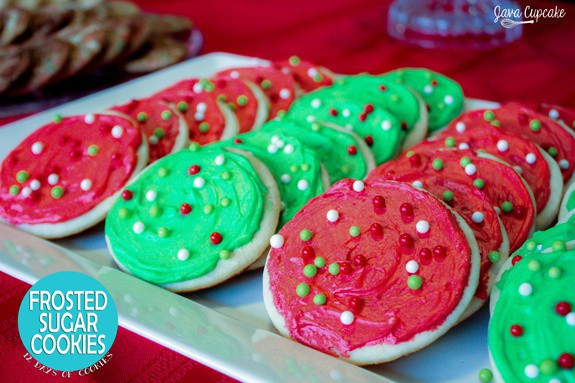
[344, 124, 353, 131]
[84, 114, 95, 124]
[229, 71, 240, 79]
[455, 122, 466, 133]
[472, 211, 484, 223]
[283, 144, 294, 154]
[297, 180, 309, 191]
[80, 179, 92, 191]
[352, 180, 364, 192]
[271, 135, 281, 145]
[405, 260, 419, 273]
[21, 187, 32, 197]
[381, 120, 392, 130]
[306, 115, 316, 123]
[423, 85, 433, 94]
[267, 144, 278, 154]
[193, 177, 205, 188]
[31, 142, 44, 154]
[525, 153, 536, 164]
[497, 140, 509, 152]
[464, 163, 477, 175]
[133, 221, 145, 234]
[458, 143, 469, 150]
[519, 283, 533, 296]
[307, 68, 318, 78]
[548, 379, 561, 383]
[566, 312, 575, 326]
[270, 234, 284, 249]
[149, 135, 159, 145]
[311, 98, 321, 109]
[145, 190, 157, 201]
[548, 109, 559, 120]
[444, 95, 454, 105]
[326, 209, 339, 222]
[215, 155, 225, 165]
[194, 112, 205, 121]
[416, 220, 430, 234]
[281, 174, 291, 184]
[281, 67, 290, 74]
[47, 174, 59, 185]
[524, 364, 538, 379]
[29, 180, 41, 191]
[196, 102, 207, 113]
[340, 311, 354, 325]
[559, 159, 570, 169]
[111, 125, 124, 138]
[279, 88, 291, 99]
[177, 249, 190, 261]
[412, 180, 423, 188]
[275, 139, 285, 148]
[192, 83, 203, 93]
[342, 109, 351, 118]
[514, 166, 523, 174]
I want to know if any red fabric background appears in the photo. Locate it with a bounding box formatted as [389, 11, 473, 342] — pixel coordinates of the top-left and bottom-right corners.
[1, 0, 574, 381]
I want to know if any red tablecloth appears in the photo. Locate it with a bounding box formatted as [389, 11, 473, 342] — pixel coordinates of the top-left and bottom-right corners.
[1, 1, 575, 381]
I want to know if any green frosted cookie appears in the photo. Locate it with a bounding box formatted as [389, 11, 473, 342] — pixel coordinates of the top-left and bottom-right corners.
[559, 182, 575, 223]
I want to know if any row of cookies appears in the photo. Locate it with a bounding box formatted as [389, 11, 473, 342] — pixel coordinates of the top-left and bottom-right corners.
[263, 101, 575, 365]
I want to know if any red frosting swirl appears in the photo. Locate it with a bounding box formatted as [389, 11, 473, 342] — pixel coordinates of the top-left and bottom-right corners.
[535, 102, 575, 133]
[273, 57, 333, 93]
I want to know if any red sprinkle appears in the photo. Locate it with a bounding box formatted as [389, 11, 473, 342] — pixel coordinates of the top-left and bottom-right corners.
[180, 203, 192, 215]
[329, 108, 338, 116]
[433, 245, 446, 258]
[510, 324, 523, 337]
[364, 104, 374, 113]
[379, 85, 386, 91]
[399, 233, 413, 248]
[409, 153, 422, 167]
[353, 254, 367, 267]
[233, 138, 243, 144]
[555, 301, 571, 316]
[369, 223, 383, 237]
[347, 145, 357, 155]
[121, 190, 133, 201]
[189, 164, 201, 175]
[340, 262, 352, 275]
[559, 353, 574, 369]
[419, 248, 432, 261]
[301, 246, 315, 259]
[400, 203, 414, 217]
[372, 196, 385, 209]
[359, 113, 367, 122]
[401, 121, 408, 131]
[364, 135, 374, 146]
[511, 255, 523, 265]
[431, 79, 438, 86]
[210, 232, 222, 244]
[349, 297, 364, 312]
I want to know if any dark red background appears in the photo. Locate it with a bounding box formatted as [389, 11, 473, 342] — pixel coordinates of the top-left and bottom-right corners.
[1, 0, 574, 381]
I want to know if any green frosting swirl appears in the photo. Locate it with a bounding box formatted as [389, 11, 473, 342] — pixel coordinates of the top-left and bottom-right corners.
[489, 249, 575, 383]
[287, 87, 402, 164]
[514, 221, 575, 255]
[210, 130, 324, 227]
[105, 145, 267, 284]
[260, 119, 369, 183]
[381, 68, 463, 132]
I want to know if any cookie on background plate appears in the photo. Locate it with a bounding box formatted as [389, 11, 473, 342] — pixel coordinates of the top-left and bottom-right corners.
[273, 55, 334, 93]
[105, 144, 280, 292]
[264, 179, 480, 365]
[0, 112, 148, 238]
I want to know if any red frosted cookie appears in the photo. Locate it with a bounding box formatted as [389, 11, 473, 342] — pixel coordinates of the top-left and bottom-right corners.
[111, 98, 188, 163]
[274, 56, 334, 93]
[368, 157, 509, 317]
[535, 102, 575, 133]
[435, 110, 563, 229]
[217, 66, 297, 119]
[372, 146, 535, 253]
[0, 113, 148, 238]
[263, 179, 480, 364]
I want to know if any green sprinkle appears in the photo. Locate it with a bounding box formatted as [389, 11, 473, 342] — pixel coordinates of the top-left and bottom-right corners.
[202, 79, 214, 91]
[445, 137, 456, 147]
[149, 205, 161, 217]
[341, 165, 351, 174]
[501, 201, 513, 213]
[217, 94, 227, 102]
[53, 114, 63, 123]
[221, 198, 231, 207]
[390, 94, 399, 102]
[118, 208, 130, 219]
[153, 128, 165, 139]
[303, 264, 317, 277]
[296, 283, 310, 297]
[490, 119, 501, 127]
[199, 122, 210, 133]
[483, 110, 495, 121]
[525, 240, 537, 251]
[313, 293, 326, 305]
[313, 73, 323, 82]
[407, 275, 422, 290]
[548, 147, 558, 157]
[432, 158, 443, 170]
[290, 164, 298, 173]
[442, 190, 454, 202]
[460, 156, 471, 167]
[310, 123, 320, 131]
[177, 101, 189, 113]
[551, 240, 566, 252]
[478, 368, 493, 383]
[221, 171, 231, 180]
[349, 226, 360, 237]
[527, 259, 540, 271]
[51, 186, 64, 199]
[220, 250, 231, 260]
[328, 263, 340, 275]
[548, 266, 562, 279]
[9, 185, 19, 195]
[204, 204, 214, 214]
[237, 95, 248, 106]
[301, 164, 310, 172]
[16, 170, 29, 183]
[261, 79, 271, 90]
[157, 167, 168, 177]
[137, 112, 147, 122]
[289, 55, 301, 66]
[189, 142, 200, 151]
[300, 229, 312, 241]
[228, 103, 236, 111]
[540, 359, 558, 375]
[314, 257, 326, 268]
[473, 178, 485, 189]
[488, 251, 501, 263]
[406, 150, 415, 158]
[158, 227, 169, 238]
[277, 110, 287, 118]
[88, 145, 99, 156]
[530, 119, 541, 131]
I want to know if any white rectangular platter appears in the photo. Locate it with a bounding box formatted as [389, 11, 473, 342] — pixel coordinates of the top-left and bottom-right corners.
[0, 53, 501, 383]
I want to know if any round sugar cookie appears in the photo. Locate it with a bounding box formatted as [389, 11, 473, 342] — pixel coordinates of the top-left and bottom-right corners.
[260, 118, 375, 183]
[211, 130, 328, 228]
[105, 143, 280, 292]
[368, 155, 509, 318]
[111, 98, 188, 163]
[263, 179, 480, 365]
[489, 249, 575, 383]
[287, 88, 402, 165]
[273, 56, 334, 93]
[536, 102, 575, 133]
[0, 113, 148, 238]
[437, 110, 563, 229]
[380, 68, 464, 133]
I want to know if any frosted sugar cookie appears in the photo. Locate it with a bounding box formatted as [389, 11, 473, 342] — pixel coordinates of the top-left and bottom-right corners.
[273, 56, 334, 93]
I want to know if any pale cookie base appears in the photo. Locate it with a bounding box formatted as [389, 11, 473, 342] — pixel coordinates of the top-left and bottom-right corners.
[3, 112, 149, 239]
[263, 187, 481, 365]
[109, 148, 281, 293]
[163, 102, 190, 157]
[400, 90, 429, 151]
[536, 147, 563, 229]
[218, 99, 240, 140]
[558, 181, 575, 223]
[244, 80, 270, 130]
